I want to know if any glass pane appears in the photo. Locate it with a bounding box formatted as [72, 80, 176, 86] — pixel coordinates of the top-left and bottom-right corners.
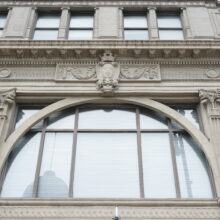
[174, 133, 213, 198]
[171, 108, 200, 130]
[157, 15, 182, 28]
[16, 108, 43, 129]
[159, 30, 184, 40]
[74, 133, 140, 198]
[140, 109, 168, 129]
[47, 109, 75, 129]
[70, 15, 93, 28]
[36, 14, 60, 28]
[142, 133, 176, 198]
[68, 30, 93, 40]
[124, 15, 147, 28]
[78, 108, 136, 129]
[33, 30, 58, 40]
[0, 14, 6, 28]
[124, 30, 148, 40]
[38, 132, 73, 198]
[1, 133, 41, 198]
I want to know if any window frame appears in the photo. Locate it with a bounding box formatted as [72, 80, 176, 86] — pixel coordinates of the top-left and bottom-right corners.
[33, 12, 61, 40]
[123, 12, 149, 40]
[68, 12, 94, 40]
[0, 104, 216, 199]
[157, 12, 184, 40]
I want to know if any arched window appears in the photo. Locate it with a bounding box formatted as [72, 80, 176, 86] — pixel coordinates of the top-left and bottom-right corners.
[0, 105, 215, 199]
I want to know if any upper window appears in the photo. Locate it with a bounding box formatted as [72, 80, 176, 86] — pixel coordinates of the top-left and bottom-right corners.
[124, 13, 148, 40]
[68, 13, 93, 40]
[0, 12, 7, 37]
[0, 105, 214, 199]
[157, 12, 184, 40]
[33, 13, 60, 40]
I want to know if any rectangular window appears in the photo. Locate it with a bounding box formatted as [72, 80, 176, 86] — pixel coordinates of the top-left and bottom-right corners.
[68, 13, 93, 40]
[33, 13, 60, 40]
[0, 13, 7, 37]
[157, 12, 184, 40]
[124, 13, 148, 40]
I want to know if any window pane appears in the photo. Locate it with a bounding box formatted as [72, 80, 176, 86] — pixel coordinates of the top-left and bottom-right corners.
[38, 132, 73, 198]
[124, 30, 148, 40]
[34, 30, 58, 40]
[36, 14, 60, 28]
[16, 108, 43, 129]
[124, 15, 147, 28]
[142, 133, 176, 198]
[158, 15, 182, 28]
[174, 133, 213, 198]
[73, 133, 140, 198]
[171, 108, 200, 130]
[78, 108, 136, 129]
[70, 15, 93, 28]
[68, 30, 93, 40]
[0, 14, 6, 28]
[1, 133, 41, 198]
[47, 109, 75, 129]
[159, 30, 184, 40]
[140, 109, 168, 129]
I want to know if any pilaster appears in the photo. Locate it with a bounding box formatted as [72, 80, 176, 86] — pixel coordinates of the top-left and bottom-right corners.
[0, 89, 16, 146]
[148, 7, 159, 40]
[180, 8, 192, 39]
[25, 7, 37, 39]
[199, 89, 220, 173]
[58, 7, 70, 40]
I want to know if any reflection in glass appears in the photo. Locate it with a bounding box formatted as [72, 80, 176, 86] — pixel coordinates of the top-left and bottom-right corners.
[33, 30, 58, 40]
[124, 30, 148, 40]
[38, 132, 73, 198]
[1, 133, 41, 198]
[70, 15, 93, 28]
[159, 30, 184, 40]
[74, 133, 140, 198]
[68, 30, 93, 40]
[142, 133, 176, 198]
[174, 133, 213, 198]
[157, 15, 182, 28]
[15, 109, 43, 129]
[140, 109, 167, 129]
[36, 14, 60, 28]
[124, 15, 148, 28]
[0, 14, 6, 28]
[47, 109, 75, 129]
[78, 108, 136, 129]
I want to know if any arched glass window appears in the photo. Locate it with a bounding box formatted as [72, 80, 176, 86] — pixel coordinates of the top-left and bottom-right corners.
[0, 105, 215, 199]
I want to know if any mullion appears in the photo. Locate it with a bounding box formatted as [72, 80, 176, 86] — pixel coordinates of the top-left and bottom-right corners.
[32, 119, 48, 198]
[136, 107, 145, 198]
[69, 108, 79, 198]
[167, 119, 181, 198]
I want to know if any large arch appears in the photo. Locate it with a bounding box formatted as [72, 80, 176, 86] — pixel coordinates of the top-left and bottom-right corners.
[0, 96, 220, 195]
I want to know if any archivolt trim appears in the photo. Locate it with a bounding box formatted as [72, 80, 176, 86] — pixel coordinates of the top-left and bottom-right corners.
[0, 96, 219, 195]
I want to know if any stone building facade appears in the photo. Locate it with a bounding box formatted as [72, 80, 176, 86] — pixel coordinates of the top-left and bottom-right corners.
[0, 0, 220, 219]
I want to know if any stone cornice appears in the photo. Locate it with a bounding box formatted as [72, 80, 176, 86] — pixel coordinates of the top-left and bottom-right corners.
[0, 40, 220, 59]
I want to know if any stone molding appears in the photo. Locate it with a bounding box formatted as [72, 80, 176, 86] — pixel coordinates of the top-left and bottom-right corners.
[0, 40, 220, 59]
[0, 206, 219, 219]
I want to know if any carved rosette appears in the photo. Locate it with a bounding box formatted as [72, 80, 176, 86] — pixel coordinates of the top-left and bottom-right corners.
[96, 51, 120, 94]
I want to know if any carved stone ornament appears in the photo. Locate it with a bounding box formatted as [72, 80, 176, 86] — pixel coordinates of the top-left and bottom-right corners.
[0, 68, 11, 78]
[96, 51, 120, 93]
[199, 89, 220, 109]
[205, 69, 220, 78]
[0, 88, 16, 111]
[55, 64, 96, 81]
[120, 65, 161, 81]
